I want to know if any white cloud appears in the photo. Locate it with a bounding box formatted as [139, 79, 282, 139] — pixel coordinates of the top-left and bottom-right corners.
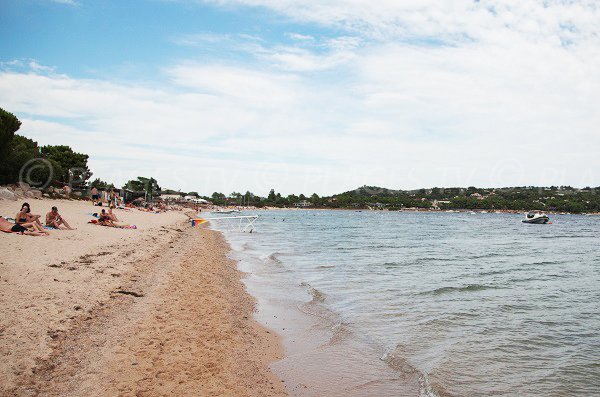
[50, 0, 78, 5]
[286, 33, 315, 41]
[1, 0, 599, 194]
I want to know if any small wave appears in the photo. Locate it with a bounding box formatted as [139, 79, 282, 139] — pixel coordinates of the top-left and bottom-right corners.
[298, 282, 325, 303]
[298, 282, 335, 321]
[540, 234, 590, 239]
[420, 284, 500, 296]
[316, 265, 335, 269]
[265, 252, 284, 265]
[324, 322, 353, 346]
[382, 346, 455, 397]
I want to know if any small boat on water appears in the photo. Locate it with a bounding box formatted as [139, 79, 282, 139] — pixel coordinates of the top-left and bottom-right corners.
[212, 208, 241, 214]
[522, 212, 550, 224]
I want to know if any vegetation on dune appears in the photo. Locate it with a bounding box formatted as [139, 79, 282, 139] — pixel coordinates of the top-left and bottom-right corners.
[206, 185, 600, 214]
[0, 107, 91, 187]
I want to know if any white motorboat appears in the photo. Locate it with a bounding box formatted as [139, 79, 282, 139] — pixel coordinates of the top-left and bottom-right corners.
[211, 208, 240, 214]
[522, 212, 550, 224]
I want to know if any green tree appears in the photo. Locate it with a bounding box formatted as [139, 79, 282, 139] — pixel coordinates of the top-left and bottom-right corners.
[0, 107, 22, 158]
[124, 176, 161, 199]
[0, 135, 62, 187]
[211, 192, 227, 205]
[89, 178, 114, 190]
[41, 145, 92, 187]
[310, 193, 320, 204]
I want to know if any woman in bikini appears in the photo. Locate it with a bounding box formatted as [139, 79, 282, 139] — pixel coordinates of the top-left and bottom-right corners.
[107, 204, 119, 222]
[16, 203, 43, 228]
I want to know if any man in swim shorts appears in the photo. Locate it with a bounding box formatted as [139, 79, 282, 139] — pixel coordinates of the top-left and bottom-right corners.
[46, 206, 75, 230]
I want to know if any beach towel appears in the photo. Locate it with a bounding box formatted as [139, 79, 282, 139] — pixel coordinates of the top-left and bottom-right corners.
[191, 218, 207, 227]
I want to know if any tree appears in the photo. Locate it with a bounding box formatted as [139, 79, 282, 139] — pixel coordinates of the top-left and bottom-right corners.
[41, 145, 92, 187]
[90, 178, 114, 190]
[210, 192, 227, 205]
[124, 177, 161, 199]
[267, 189, 276, 201]
[0, 107, 22, 158]
[0, 135, 61, 187]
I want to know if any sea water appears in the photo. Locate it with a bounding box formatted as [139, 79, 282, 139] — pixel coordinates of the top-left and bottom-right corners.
[212, 210, 599, 396]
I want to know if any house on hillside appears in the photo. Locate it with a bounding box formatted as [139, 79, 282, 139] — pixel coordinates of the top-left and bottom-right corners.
[294, 200, 312, 208]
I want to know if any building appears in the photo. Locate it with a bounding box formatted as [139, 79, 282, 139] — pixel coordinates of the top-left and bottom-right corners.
[294, 200, 312, 208]
[159, 193, 185, 201]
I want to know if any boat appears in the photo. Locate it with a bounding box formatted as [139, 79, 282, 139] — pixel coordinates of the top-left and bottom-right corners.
[522, 212, 550, 224]
[212, 208, 241, 214]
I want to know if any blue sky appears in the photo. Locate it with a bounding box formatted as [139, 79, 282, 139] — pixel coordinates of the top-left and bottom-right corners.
[1, 0, 599, 195]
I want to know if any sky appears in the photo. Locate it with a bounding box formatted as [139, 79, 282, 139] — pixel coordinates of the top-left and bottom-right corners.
[1, 0, 599, 196]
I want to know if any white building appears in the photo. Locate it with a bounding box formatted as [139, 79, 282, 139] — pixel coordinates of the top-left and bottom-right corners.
[294, 200, 312, 208]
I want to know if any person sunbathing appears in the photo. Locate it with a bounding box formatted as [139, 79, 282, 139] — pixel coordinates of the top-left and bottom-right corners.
[16, 202, 43, 227]
[0, 216, 48, 236]
[98, 209, 116, 227]
[46, 206, 75, 230]
[107, 205, 119, 222]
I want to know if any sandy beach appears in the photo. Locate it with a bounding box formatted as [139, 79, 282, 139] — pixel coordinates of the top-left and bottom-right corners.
[0, 198, 287, 396]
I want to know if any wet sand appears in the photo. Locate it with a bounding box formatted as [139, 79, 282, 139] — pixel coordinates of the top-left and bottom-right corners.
[0, 198, 287, 396]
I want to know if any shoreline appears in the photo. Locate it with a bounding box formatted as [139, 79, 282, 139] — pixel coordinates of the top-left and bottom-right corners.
[209, 206, 600, 215]
[0, 198, 287, 396]
[222, 220, 424, 397]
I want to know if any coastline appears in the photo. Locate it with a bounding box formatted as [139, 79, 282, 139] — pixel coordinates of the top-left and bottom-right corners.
[0, 198, 287, 396]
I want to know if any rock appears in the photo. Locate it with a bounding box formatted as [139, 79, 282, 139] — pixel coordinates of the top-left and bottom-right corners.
[54, 188, 62, 194]
[25, 191, 35, 198]
[13, 188, 24, 198]
[31, 189, 42, 198]
[18, 182, 30, 191]
[74, 191, 82, 197]
[43, 193, 50, 198]
[0, 187, 16, 201]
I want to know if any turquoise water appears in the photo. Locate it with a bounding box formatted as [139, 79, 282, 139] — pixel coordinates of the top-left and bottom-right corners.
[215, 210, 600, 396]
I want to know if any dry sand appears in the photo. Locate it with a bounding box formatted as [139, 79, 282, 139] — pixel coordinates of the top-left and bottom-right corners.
[0, 198, 287, 396]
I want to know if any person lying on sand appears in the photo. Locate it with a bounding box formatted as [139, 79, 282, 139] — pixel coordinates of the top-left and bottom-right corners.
[16, 203, 43, 227]
[46, 206, 75, 230]
[0, 216, 48, 236]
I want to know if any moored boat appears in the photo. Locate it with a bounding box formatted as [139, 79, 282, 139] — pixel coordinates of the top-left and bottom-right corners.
[522, 212, 549, 224]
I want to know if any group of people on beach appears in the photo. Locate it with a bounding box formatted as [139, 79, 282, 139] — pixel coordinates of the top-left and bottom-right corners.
[0, 202, 74, 236]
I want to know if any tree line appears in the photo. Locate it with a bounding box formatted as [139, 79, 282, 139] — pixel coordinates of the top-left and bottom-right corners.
[2, 107, 598, 212]
[0, 107, 162, 199]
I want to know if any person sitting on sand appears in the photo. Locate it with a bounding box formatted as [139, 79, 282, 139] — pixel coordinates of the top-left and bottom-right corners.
[0, 216, 48, 236]
[98, 209, 116, 227]
[46, 206, 75, 230]
[16, 203, 43, 228]
[107, 205, 119, 222]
